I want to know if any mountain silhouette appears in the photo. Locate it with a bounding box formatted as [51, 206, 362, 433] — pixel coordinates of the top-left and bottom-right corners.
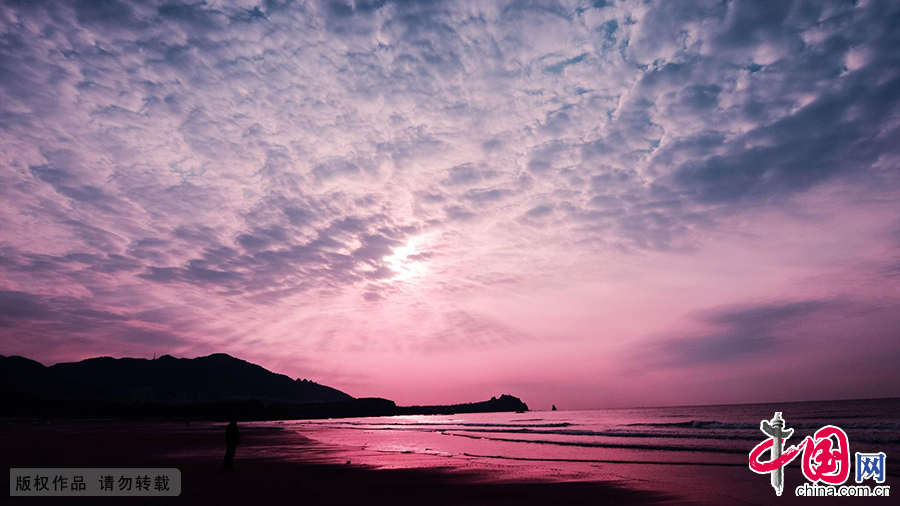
[0, 353, 352, 404]
[1, 353, 528, 420]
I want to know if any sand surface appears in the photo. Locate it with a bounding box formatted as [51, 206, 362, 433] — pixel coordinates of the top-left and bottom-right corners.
[3, 419, 886, 505]
[2, 420, 677, 505]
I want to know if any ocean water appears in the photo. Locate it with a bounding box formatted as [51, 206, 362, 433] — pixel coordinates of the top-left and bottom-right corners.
[286, 398, 900, 471]
[249, 398, 899, 504]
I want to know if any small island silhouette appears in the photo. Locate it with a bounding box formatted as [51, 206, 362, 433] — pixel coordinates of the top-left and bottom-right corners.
[0, 353, 528, 420]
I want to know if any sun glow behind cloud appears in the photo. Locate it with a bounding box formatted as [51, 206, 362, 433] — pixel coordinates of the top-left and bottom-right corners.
[385, 237, 428, 282]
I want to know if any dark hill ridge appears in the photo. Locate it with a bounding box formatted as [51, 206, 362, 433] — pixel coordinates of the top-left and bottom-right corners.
[0, 353, 529, 420]
[399, 394, 528, 415]
[268, 395, 529, 420]
[0, 353, 352, 404]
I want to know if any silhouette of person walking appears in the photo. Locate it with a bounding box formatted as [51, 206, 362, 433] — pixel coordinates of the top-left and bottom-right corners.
[224, 419, 240, 471]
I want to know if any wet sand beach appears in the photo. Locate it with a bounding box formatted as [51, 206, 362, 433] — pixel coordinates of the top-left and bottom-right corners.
[2, 420, 675, 505]
[4, 416, 892, 505]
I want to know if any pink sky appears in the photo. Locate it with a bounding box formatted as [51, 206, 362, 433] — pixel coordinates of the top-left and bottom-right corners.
[1, 0, 898, 409]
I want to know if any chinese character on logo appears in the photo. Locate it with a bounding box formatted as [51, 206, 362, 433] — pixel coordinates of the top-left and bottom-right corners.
[801, 425, 850, 485]
[855, 452, 886, 483]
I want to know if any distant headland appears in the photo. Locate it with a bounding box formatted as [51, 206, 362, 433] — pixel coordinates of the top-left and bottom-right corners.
[0, 353, 528, 420]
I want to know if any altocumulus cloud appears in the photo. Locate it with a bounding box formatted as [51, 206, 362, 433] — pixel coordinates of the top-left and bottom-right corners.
[0, 0, 897, 403]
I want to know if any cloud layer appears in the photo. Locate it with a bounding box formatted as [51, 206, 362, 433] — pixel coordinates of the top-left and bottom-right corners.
[1, 0, 898, 407]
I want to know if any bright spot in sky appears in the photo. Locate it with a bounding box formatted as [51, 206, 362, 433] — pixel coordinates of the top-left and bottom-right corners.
[386, 237, 426, 281]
